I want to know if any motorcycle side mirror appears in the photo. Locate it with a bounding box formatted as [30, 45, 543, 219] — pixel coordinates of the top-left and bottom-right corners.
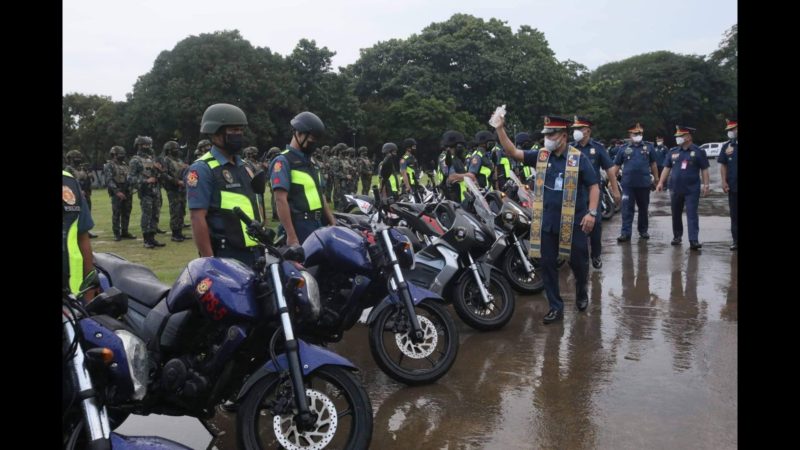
[250, 170, 267, 194]
[86, 287, 128, 317]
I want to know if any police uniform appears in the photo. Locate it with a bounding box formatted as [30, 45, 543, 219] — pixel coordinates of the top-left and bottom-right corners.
[717, 119, 738, 250]
[570, 116, 614, 263]
[187, 146, 262, 265]
[379, 154, 401, 198]
[399, 151, 420, 193]
[654, 137, 670, 179]
[103, 153, 134, 240]
[664, 126, 709, 248]
[63, 170, 94, 294]
[447, 155, 469, 203]
[613, 123, 658, 240]
[523, 115, 599, 322]
[269, 146, 326, 244]
[468, 146, 495, 189]
[436, 150, 449, 188]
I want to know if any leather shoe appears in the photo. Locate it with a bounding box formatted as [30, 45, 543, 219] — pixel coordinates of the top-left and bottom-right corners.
[543, 308, 564, 324]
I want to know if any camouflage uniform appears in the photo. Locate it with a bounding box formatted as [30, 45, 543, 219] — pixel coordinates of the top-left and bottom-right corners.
[342, 148, 358, 199]
[160, 141, 189, 241]
[103, 146, 135, 240]
[128, 136, 166, 247]
[357, 147, 372, 195]
[243, 146, 262, 177]
[317, 146, 330, 201]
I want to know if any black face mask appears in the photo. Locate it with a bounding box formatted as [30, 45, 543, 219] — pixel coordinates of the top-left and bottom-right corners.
[224, 134, 244, 154]
[455, 144, 465, 159]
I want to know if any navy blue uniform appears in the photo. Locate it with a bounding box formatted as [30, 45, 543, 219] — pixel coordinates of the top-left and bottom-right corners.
[665, 144, 710, 242]
[654, 143, 670, 177]
[571, 139, 613, 260]
[523, 149, 599, 313]
[269, 146, 325, 244]
[614, 142, 657, 237]
[717, 139, 738, 243]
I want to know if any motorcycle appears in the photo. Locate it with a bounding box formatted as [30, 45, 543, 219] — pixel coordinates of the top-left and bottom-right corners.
[299, 187, 459, 385]
[63, 282, 192, 450]
[91, 173, 373, 449]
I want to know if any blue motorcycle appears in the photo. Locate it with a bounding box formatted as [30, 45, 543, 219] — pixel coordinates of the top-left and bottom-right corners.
[92, 206, 373, 450]
[63, 285, 192, 449]
[299, 188, 459, 386]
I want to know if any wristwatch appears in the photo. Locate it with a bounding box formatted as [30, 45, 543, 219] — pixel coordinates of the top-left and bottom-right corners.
[588, 209, 597, 217]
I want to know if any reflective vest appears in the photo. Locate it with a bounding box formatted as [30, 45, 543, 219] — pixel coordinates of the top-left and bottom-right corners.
[199, 152, 260, 250]
[401, 152, 418, 188]
[63, 170, 83, 294]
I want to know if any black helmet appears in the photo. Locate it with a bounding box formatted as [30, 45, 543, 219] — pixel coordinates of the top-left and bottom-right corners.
[290, 111, 325, 138]
[474, 130, 494, 145]
[441, 130, 466, 148]
[515, 132, 532, 146]
[200, 103, 248, 134]
[401, 138, 417, 150]
[382, 142, 398, 154]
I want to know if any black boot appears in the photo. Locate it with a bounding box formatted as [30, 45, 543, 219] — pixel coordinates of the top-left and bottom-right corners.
[171, 230, 186, 242]
[121, 231, 137, 239]
[143, 233, 155, 249]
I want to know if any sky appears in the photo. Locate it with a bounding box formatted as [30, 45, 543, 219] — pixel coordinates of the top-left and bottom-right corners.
[63, 0, 737, 101]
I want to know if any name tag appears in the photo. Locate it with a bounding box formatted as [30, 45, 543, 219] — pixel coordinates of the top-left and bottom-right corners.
[554, 173, 563, 191]
[681, 160, 688, 170]
[225, 183, 242, 189]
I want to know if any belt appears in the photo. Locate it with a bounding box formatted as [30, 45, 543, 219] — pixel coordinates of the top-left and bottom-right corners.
[293, 210, 322, 221]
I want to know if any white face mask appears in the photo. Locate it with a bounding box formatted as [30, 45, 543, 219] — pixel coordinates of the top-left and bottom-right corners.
[573, 130, 584, 142]
[676, 137, 685, 145]
[544, 136, 559, 151]
[727, 131, 736, 140]
[632, 135, 643, 143]
[656, 140, 664, 146]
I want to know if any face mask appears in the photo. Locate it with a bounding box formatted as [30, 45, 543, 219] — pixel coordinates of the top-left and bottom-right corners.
[224, 134, 244, 153]
[676, 137, 685, 145]
[657, 140, 663, 146]
[632, 135, 643, 143]
[727, 131, 736, 140]
[544, 136, 559, 151]
[573, 130, 584, 142]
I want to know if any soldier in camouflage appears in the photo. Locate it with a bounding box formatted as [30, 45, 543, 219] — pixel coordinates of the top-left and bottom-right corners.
[195, 139, 212, 160]
[317, 145, 330, 201]
[65, 150, 98, 238]
[128, 136, 166, 248]
[357, 146, 372, 195]
[243, 146, 262, 176]
[161, 141, 189, 242]
[103, 146, 136, 241]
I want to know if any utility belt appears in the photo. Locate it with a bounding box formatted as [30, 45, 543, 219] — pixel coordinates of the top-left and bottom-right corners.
[293, 210, 322, 221]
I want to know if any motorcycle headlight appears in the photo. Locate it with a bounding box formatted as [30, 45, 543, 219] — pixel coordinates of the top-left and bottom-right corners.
[300, 271, 321, 322]
[503, 211, 515, 223]
[113, 330, 149, 401]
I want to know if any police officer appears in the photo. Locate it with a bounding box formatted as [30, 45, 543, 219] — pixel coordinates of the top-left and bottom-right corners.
[63, 169, 96, 299]
[511, 132, 534, 182]
[570, 116, 620, 269]
[717, 119, 738, 250]
[128, 136, 166, 248]
[494, 114, 599, 324]
[491, 132, 513, 189]
[357, 146, 372, 195]
[435, 143, 450, 191]
[443, 131, 475, 203]
[161, 141, 189, 242]
[186, 103, 262, 265]
[468, 130, 496, 190]
[399, 139, 421, 197]
[654, 136, 670, 179]
[656, 126, 710, 250]
[269, 112, 336, 246]
[104, 146, 136, 241]
[613, 123, 660, 242]
[64, 150, 98, 238]
[378, 142, 401, 199]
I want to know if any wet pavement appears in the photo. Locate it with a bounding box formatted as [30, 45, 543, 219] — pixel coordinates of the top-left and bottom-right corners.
[117, 160, 737, 449]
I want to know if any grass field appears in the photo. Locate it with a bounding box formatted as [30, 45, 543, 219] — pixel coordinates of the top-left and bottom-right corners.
[88, 174, 430, 283]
